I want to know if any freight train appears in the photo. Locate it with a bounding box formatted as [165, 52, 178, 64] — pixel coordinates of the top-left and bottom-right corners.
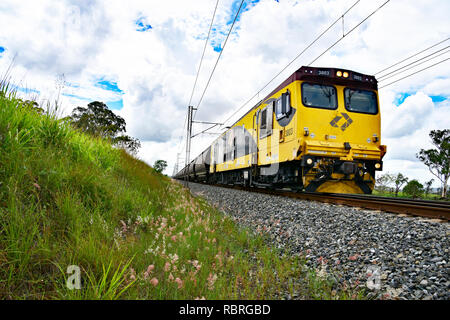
[175, 66, 386, 194]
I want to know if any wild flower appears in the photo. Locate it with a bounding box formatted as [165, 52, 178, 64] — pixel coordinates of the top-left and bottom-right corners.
[215, 253, 223, 267]
[175, 277, 183, 289]
[207, 273, 218, 290]
[192, 260, 200, 270]
[164, 262, 171, 272]
[171, 235, 177, 242]
[120, 220, 127, 233]
[194, 296, 206, 300]
[147, 264, 155, 273]
[168, 273, 174, 282]
[129, 268, 136, 281]
[150, 278, 159, 286]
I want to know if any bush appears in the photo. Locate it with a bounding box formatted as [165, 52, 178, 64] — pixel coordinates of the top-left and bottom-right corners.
[403, 180, 424, 198]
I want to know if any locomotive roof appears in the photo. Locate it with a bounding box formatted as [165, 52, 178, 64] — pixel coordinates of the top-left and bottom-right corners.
[230, 66, 378, 128]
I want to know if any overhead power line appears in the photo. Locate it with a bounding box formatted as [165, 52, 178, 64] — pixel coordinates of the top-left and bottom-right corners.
[308, 0, 391, 66]
[378, 47, 450, 82]
[194, 0, 246, 119]
[188, 0, 220, 107]
[379, 57, 450, 89]
[374, 37, 450, 76]
[176, 0, 220, 165]
[220, 0, 361, 127]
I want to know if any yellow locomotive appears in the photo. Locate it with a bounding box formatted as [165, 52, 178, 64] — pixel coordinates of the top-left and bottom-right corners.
[175, 66, 386, 194]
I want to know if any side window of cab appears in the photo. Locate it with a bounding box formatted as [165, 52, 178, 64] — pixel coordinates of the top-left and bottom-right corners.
[275, 90, 291, 120]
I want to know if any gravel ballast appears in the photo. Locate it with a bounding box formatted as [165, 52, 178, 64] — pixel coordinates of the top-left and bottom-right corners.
[187, 182, 450, 300]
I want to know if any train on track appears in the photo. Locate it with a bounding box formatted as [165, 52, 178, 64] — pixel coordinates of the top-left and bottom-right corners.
[174, 66, 387, 194]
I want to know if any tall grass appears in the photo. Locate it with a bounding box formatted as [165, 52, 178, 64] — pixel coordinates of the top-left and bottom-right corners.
[0, 81, 363, 300]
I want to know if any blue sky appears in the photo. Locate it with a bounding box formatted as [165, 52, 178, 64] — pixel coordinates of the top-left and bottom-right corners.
[95, 79, 123, 94]
[210, 0, 262, 52]
[395, 92, 447, 106]
[57, 79, 124, 110]
[135, 16, 152, 32]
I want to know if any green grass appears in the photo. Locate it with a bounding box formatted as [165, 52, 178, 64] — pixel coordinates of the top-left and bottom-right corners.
[372, 190, 448, 201]
[0, 82, 364, 300]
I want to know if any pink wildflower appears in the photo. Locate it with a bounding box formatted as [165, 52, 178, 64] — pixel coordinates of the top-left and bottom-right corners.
[150, 278, 159, 286]
[175, 277, 184, 289]
[207, 273, 218, 290]
[147, 264, 155, 273]
[171, 235, 177, 242]
[169, 273, 174, 282]
[129, 268, 136, 281]
[164, 262, 171, 272]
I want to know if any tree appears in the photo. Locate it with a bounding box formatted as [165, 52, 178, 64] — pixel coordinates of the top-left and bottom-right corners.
[417, 129, 449, 198]
[114, 135, 141, 156]
[375, 173, 394, 193]
[403, 180, 424, 199]
[153, 160, 167, 174]
[393, 173, 408, 197]
[69, 101, 140, 154]
[70, 101, 126, 138]
[424, 179, 434, 197]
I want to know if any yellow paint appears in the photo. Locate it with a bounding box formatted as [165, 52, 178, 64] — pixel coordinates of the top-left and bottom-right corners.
[209, 78, 386, 194]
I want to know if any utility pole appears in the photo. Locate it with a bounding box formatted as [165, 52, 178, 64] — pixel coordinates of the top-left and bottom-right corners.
[173, 152, 180, 177]
[185, 105, 196, 185]
[185, 106, 194, 167]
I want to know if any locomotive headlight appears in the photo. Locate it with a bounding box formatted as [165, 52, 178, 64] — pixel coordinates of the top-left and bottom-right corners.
[336, 71, 343, 77]
[375, 163, 381, 169]
[307, 158, 313, 165]
[343, 72, 349, 78]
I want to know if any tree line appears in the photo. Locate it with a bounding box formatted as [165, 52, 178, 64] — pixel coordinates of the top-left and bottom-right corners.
[375, 129, 449, 199]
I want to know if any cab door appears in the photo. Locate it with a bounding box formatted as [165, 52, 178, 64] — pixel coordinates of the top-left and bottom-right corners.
[258, 102, 273, 165]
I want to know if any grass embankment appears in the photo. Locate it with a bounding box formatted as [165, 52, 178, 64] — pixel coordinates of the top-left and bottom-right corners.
[0, 85, 363, 299]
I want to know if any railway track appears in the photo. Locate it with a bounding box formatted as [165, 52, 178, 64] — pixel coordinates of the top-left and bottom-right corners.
[187, 182, 450, 221]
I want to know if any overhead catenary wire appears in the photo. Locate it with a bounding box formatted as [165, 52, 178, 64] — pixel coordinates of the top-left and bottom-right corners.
[182, 0, 245, 170]
[374, 37, 450, 76]
[308, 0, 391, 66]
[378, 47, 450, 82]
[175, 0, 220, 169]
[220, 0, 374, 127]
[188, 0, 220, 107]
[379, 57, 450, 89]
[193, 0, 246, 119]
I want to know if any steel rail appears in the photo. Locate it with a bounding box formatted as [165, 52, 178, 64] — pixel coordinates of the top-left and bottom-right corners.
[196, 183, 450, 221]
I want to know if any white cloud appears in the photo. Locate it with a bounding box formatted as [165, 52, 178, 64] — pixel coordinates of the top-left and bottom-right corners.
[0, 0, 449, 182]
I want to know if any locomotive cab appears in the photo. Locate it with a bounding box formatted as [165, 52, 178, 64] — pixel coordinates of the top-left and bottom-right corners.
[297, 67, 386, 194]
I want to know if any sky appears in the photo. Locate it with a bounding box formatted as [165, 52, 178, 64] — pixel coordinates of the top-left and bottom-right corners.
[0, 0, 449, 188]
